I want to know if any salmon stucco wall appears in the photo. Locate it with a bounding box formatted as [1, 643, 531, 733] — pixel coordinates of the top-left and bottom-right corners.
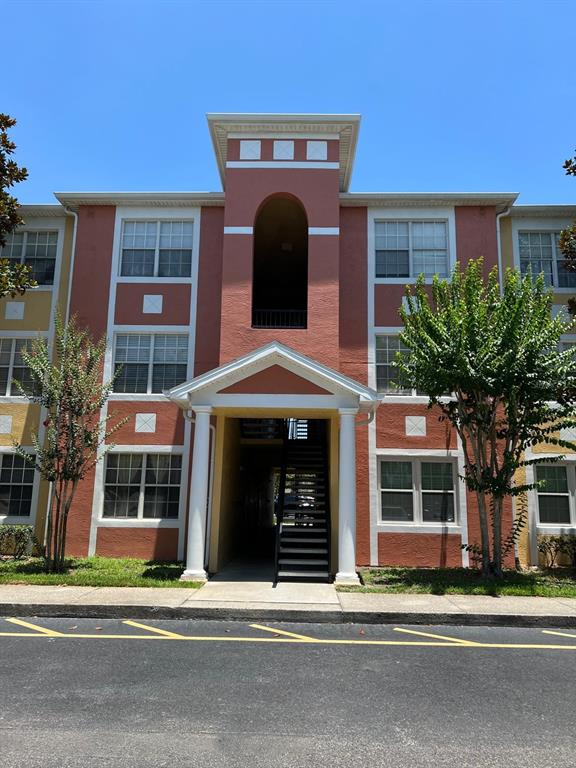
[338, 206, 371, 565]
[195, 207, 224, 375]
[96, 527, 179, 560]
[378, 532, 463, 567]
[455, 206, 498, 275]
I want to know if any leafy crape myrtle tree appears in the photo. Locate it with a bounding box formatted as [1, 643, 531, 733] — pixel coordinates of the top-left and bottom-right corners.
[15, 315, 127, 573]
[397, 259, 576, 578]
[0, 113, 37, 297]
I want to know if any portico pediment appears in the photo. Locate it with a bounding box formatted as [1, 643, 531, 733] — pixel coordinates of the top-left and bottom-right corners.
[167, 342, 380, 413]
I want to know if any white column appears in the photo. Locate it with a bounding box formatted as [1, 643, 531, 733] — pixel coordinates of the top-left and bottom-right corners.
[181, 405, 212, 581]
[335, 407, 360, 584]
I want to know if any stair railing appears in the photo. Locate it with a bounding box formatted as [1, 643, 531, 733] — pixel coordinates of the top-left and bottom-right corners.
[273, 420, 289, 585]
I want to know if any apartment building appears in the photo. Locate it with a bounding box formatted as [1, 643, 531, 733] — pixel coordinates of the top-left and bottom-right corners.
[0, 113, 574, 581]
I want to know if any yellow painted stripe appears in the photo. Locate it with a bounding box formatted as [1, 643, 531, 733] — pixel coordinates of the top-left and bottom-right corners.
[542, 629, 576, 640]
[393, 627, 480, 646]
[123, 620, 186, 639]
[5, 618, 64, 637]
[0, 629, 575, 649]
[250, 623, 318, 641]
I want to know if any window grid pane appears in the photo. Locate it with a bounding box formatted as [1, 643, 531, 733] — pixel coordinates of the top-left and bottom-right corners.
[379, 459, 458, 525]
[0, 454, 35, 516]
[143, 454, 182, 519]
[375, 335, 410, 394]
[103, 454, 143, 518]
[120, 220, 193, 277]
[24, 231, 57, 284]
[519, 232, 554, 286]
[375, 221, 448, 278]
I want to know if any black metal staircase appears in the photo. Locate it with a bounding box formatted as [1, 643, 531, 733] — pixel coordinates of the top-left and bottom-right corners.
[274, 420, 330, 582]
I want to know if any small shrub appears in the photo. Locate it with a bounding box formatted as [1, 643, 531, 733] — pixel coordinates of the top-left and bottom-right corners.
[0, 524, 36, 560]
[538, 535, 576, 569]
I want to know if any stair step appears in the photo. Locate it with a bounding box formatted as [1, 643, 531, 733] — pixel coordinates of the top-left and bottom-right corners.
[277, 570, 330, 579]
[278, 558, 328, 565]
[281, 538, 328, 545]
[280, 547, 328, 554]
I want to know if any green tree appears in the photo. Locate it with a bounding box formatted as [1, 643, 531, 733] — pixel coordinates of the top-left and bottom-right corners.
[0, 114, 36, 296]
[397, 259, 576, 578]
[14, 315, 126, 573]
[559, 150, 576, 271]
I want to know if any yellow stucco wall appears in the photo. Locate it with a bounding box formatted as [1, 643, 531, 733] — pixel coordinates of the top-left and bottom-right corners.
[0, 404, 41, 446]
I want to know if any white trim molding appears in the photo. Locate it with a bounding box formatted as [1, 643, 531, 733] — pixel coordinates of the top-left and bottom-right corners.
[308, 227, 339, 236]
[226, 161, 339, 170]
[224, 226, 253, 235]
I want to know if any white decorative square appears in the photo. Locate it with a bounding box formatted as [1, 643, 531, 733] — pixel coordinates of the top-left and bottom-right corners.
[135, 413, 157, 434]
[239, 140, 261, 160]
[5, 302, 24, 320]
[273, 140, 294, 160]
[0, 415, 13, 434]
[560, 427, 576, 442]
[405, 416, 426, 437]
[306, 140, 328, 160]
[142, 294, 163, 314]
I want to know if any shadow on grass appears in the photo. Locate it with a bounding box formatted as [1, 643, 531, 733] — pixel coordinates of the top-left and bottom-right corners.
[360, 566, 576, 597]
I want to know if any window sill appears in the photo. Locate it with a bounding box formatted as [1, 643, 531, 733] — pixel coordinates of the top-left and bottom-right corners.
[0, 515, 33, 524]
[108, 393, 171, 402]
[374, 277, 445, 285]
[536, 524, 576, 535]
[97, 518, 180, 528]
[116, 276, 193, 284]
[377, 523, 461, 534]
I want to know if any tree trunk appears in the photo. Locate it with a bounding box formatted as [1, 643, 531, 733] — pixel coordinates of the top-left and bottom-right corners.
[492, 496, 504, 578]
[476, 490, 492, 577]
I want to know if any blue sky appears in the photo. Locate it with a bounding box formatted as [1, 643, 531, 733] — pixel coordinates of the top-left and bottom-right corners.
[4, 0, 576, 204]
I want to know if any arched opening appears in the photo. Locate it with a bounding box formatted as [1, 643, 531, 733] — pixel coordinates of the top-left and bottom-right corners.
[252, 196, 308, 329]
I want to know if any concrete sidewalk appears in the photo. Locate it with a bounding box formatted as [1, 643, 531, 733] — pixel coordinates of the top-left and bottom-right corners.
[0, 581, 576, 627]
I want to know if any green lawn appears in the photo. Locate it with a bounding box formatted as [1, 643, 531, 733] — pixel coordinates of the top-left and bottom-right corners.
[337, 566, 576, 598]
[0, 556, 202, 588]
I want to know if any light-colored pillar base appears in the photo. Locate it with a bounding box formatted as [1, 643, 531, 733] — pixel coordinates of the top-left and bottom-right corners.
[180, 569, 208, 582]
[335, 571, 361, 585]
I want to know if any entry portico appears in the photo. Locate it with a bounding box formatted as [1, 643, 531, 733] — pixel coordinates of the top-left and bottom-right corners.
[168, 342, 380, 584]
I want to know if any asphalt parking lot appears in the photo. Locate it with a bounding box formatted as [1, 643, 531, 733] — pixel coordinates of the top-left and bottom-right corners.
[1, 618, 575, 767]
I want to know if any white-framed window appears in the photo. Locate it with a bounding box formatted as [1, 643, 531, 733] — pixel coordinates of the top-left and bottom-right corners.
[113, 334, 188, 393]
[120, 220, 194, 277]
[375, 335, 412, 394]
[519, 231, 576, 289]
[379, 458, 457, 524]
[535, 464, 575, 525]
[0, 453, 35, 517]
[103, 453, 182, 519]
[0, 338, 38, 396]
[375, 220, 448, 279]
[0, 230, 58, 284]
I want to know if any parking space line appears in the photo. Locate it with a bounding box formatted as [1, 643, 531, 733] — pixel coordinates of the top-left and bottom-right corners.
[393, 627, 480, 645]
[250, 623, 319, 641]
[542, 629, 576, 640]
[5, 618, 64, 637]
[123, 620, 187, 639]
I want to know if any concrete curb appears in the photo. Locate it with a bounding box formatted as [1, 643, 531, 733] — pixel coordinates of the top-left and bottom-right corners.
[1, 602, 576, 628]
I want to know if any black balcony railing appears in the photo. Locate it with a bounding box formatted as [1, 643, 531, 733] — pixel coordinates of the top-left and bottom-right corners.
[252, 308, 307, 329]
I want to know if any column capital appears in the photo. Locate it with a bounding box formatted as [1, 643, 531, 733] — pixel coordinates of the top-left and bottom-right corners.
[191, 405, 213, 415]
[338, 407, 359, 417]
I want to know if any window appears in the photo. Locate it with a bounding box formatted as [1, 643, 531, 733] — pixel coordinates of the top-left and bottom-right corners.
[0, 454, 35, 517]
[103, 453, 182, 519]
[113, 334, 188, 393]
[120, 220, 193, 277]
[376, 335, 411, 394]
[536, 465, 572, 525]
[379, 459, 456, 524]
[375, 221, 448, 278]
[519, 231, 576, 288]
[0, 338, 38, 396]
[0, 231, 58, 284]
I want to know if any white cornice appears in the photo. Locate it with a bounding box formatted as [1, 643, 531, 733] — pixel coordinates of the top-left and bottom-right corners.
[510, 204, 576, 217]
[19, 204, 66, 217]
[206, 113, 360, 192]
[54, 192, 225, 208]
[340, 192, 519, 208]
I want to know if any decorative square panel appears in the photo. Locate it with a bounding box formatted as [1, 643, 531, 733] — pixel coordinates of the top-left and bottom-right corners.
[405, 415, 426, 437]
[306, 140, 328, 160]
[273, 140, 294, 160]
[135, 413, 157, 434]
[0, 415, 12, 434]
[5, 302, 24, 320]
[239, 140, 261, 160]
[142, 294, 163, 314]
